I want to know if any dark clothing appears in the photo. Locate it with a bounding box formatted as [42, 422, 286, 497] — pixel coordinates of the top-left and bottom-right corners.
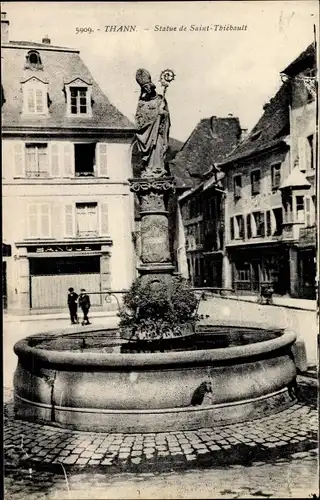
[79, 293, 91, 325]
[68, 291, 79, 324]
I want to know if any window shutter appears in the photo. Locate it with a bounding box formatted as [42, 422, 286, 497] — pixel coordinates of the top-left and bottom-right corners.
[2, 141, 11, 179]
[40, 204, 50, 237]
[65, 204, 75, 237]
[305, 197, 311, 227]
[230, 217, 234, 240]
[14, 142, 25, 177]
[298, 137, 308, 172]
[28, 204, 38, 238]
[50, 143, 61, 177]
[96, 143, 108, 177]
[63, 143, 74, 177]
[99, 202, 109, 235]
[270, 210, 277, 235]
[246, 214, 252, 239]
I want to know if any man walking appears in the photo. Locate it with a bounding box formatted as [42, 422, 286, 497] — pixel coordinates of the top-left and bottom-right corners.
[79, 288, 91, 325]
[67, 287, 79, 324]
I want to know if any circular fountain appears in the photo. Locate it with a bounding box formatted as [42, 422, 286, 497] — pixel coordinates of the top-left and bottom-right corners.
[12, 69, 301, 435]
[13, 321, 298, 433]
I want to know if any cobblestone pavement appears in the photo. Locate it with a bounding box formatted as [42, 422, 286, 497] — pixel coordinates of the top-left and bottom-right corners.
[4, 298, 318, 498]
[4, 376, 318, 499]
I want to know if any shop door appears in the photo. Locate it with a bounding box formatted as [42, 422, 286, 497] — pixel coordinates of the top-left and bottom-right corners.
[30, 257, 102, 309]
[251, 261, 260, 292]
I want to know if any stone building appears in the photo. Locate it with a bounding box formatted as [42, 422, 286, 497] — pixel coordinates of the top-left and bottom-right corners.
[1, 13, 136, 313]
[173, 116, 243, 286]
[280, 43, 317, 299]
[219, 43, 316, 298]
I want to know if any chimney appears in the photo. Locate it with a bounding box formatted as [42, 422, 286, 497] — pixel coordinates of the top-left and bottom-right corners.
[228, 113, 233, 117]
[42, 35, 51, 44]
[241, 128, 248, 141]
[1, 12, 9, 43]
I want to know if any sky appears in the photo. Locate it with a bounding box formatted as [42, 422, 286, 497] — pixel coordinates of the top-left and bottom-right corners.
[1, 1, 318, 141]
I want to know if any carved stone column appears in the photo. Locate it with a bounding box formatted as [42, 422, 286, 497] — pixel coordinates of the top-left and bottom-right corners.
[129, 177, 175, 277]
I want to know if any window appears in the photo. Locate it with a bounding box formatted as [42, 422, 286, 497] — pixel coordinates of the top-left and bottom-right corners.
[251, 170, 261, 195]
[74, 143, 96, 176]
[283, 194, 293, 223]
[266, 211, 271, 236]
[246, 214, 252, 239]
[296, 196, 304, 223]
[273, 208, 283, 235]
[307, 135, 314, 170]
[25, 143, 49, 177]
[233, 175, 242, 199]
[76, 203, 98, 236]
[271, 163, 281, 191]
[22, 78, 48, 115]
[236, 263, 251, 282]
[25, 50, 43, 69]
[253, 211, 265, 237]
[70, 87, 88, 115]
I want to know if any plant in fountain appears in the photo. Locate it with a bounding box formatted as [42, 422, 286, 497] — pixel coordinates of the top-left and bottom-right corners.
[118, 275, 199, 342]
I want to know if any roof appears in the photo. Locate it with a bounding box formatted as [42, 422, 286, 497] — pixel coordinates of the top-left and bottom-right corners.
[170, 116, 242, 189]
[219, 83, 290, 166]
[282, 43, 316, 77]
[1, 42, 134, 131]
[3, 40, 78, 51]
[280, 166, 311, 190]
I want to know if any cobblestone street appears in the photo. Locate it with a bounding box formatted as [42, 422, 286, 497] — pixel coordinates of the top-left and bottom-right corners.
[4, 297, 319, 498]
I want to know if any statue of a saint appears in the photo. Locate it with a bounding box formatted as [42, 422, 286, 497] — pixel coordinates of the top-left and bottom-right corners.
[134, 69, 170, 178]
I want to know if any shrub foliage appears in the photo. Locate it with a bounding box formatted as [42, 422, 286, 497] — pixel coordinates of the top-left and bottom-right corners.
[118, 275, 198, 340]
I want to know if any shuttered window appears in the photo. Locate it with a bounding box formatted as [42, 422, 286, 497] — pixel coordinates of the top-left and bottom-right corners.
[76, 203, 98, 236]
[25, 143, 49, 177]
[24, 86, 46, 114]
[27, 203, 51, 238]
[251, 170, 261, 195]
[233, 175, 242, 199]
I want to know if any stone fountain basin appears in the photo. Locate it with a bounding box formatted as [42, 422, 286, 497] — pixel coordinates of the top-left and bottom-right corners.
[13, 321, 298, 432]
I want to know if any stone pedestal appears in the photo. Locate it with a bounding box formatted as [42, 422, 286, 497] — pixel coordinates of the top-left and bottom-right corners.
[129, 177, 176, 280]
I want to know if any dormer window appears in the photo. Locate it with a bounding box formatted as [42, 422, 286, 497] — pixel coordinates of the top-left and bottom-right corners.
[25, 50, 43, 70]
[65, 78, 93, 117]
[22, 77, 48, 115]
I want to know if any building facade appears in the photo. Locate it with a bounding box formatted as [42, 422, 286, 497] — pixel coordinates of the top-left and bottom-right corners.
[2, 13, 136, 313]
[175, 116, 242, 286]
[220, 43, 317, 299]
[280, 44, 317, 299]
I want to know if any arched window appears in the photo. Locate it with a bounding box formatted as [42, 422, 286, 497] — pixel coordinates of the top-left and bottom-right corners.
[26, 50, 43, 69]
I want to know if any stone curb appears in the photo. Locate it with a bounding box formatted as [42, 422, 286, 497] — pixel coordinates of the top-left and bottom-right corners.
[213, 294, 316, 312]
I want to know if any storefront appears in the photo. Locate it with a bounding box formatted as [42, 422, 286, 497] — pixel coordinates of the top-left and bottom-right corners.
[229, 245, 290, 295]
[203, 252, 223, 288]
[14, 241, 112, 312]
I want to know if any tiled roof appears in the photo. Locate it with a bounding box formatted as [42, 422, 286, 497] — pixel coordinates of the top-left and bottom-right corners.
[219, 83, 290, 166]
[282, 43, 316, 77]
[1, 43, 134, 130]
[170, 116, 242, 189]
[4, 40, 76, 51]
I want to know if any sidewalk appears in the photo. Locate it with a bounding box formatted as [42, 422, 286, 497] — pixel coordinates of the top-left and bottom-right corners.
[217, 294, 317, 312]
[3, 309, 119, 323]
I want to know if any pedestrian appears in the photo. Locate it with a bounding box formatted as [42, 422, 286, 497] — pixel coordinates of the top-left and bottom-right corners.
[67, 287, 79, 324]
[79, 288, 91, 325]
